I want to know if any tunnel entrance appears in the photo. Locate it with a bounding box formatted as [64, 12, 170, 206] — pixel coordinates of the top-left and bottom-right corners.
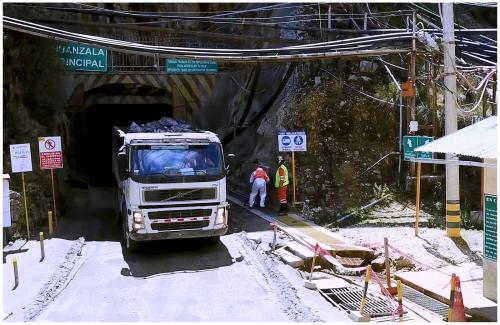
[83, 103, 172, 186]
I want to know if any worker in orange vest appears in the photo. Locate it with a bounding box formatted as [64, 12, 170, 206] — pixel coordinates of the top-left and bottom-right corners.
[249, 163, 270, 208]
[275, 156, 289, 215]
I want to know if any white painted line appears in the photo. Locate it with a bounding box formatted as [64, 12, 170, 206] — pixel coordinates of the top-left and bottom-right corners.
[227, 194, 278, 224]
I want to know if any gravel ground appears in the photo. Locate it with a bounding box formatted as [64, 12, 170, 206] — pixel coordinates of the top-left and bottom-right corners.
[337, 226, 483, 271]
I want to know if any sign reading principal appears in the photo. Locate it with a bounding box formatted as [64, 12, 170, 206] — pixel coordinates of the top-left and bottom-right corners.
[56, 42, 107, 72]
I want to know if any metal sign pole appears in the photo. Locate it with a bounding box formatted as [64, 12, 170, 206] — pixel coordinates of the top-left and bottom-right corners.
[50, 169, 57, 227]
[21, 172, 30, 239]
[415, 161, 421, 236]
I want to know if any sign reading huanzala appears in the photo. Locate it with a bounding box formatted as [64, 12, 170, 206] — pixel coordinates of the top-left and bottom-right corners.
[56, 43, 107, 72]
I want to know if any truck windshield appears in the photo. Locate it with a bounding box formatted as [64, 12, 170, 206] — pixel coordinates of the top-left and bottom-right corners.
[130, 143, 224, 179]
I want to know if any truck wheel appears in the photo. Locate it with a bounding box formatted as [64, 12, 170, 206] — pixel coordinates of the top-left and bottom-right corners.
[125, 234, 140, 252]
[121, 204, 139, 251]
[206, 236, 220, 244]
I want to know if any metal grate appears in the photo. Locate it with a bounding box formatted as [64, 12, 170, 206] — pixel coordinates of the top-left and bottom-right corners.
[148, 209, 212, 220]
[151, 220, 209, 231]
[402, 284, 449, 319]
[320, 287, 396, 317]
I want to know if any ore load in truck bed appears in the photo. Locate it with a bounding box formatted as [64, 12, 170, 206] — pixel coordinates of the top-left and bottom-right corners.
[128, 117, 202, 133]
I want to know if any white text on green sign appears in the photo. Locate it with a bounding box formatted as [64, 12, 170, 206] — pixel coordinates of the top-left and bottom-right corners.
[56, 43, 107, 72]
[484, 194, 497, 261]
[403, 136, 434, 161]
[166, 59, 218, 73]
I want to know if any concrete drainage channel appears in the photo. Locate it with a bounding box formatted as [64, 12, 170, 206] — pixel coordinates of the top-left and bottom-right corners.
[230, 188, 448, 322]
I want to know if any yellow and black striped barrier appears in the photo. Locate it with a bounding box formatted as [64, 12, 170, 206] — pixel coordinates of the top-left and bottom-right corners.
[446, 200, 461, 237]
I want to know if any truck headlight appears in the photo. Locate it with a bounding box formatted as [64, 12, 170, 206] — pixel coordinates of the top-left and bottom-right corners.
[216, 207, 227, 225]
[133, 212, 144, 230]
[133, 212, 143, 223]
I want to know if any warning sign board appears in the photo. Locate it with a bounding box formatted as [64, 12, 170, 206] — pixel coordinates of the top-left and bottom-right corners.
[38, 136, 64, 169]
[278, 131, 307, 152]
[9, 143, 33, 173]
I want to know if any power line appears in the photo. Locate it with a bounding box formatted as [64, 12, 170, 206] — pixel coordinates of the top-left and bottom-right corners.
[3, 16, 410, 62]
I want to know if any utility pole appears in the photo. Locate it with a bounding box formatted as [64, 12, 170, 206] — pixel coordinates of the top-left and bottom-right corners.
[442, 3, 461, 238]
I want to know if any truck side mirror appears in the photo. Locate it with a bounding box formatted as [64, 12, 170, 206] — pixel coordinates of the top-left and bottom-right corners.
[117, 152, 129, 180]
[225, 154, 235, 175]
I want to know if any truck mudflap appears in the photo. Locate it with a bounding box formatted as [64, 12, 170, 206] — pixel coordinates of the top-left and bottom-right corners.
[129, 226, 228, 241]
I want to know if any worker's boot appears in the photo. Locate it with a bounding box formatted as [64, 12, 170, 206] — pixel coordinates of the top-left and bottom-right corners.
[279, 203, 287, 216]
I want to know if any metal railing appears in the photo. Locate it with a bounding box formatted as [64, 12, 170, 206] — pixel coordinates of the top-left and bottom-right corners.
[106, 32, 230, 72]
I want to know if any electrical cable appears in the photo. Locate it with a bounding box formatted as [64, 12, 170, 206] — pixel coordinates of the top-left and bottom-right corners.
[4, 16, 411, 61]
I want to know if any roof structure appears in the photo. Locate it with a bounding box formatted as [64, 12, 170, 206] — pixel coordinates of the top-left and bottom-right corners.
[415, 115, 497, 159]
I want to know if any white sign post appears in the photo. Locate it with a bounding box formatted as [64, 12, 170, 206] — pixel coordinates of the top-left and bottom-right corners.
[9, 143, 33, 238]
[3, 174, 11, 228]
[39, 136, 64, 227]
[277, 131, 307, 204]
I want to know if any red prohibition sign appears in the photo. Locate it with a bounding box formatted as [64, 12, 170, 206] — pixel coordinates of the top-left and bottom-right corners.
[45, 139, 56, 150]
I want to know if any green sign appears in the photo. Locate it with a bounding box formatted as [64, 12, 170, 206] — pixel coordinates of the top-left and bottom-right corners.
[403, 136, 434, 161]
[56, 43, 107, 72]
[166, 59, 218, 74]
[484, 194, 497, 261]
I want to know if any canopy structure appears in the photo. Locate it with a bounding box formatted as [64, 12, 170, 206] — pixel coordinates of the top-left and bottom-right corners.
[416, 115, 497, 160]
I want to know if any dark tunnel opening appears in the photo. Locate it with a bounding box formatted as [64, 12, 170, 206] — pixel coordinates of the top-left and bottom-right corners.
[84, 103, 173, 186]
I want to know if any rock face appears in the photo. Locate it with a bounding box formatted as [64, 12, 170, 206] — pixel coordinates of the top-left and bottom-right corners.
[359, 61, 378, 74]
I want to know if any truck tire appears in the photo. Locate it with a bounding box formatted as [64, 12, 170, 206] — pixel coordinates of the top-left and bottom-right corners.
[121, 204, 139, 252]
[206, 236, 220, 244]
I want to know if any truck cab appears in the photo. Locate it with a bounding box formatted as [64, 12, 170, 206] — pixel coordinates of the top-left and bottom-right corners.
[112, 127, 230, 250]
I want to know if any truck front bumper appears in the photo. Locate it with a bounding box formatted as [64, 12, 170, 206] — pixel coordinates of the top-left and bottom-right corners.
[129, 225, 228, 241]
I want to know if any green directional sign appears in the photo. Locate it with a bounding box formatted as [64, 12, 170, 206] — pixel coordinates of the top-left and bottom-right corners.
[166, 58, 218, 74]
[484, 194, 497, 261]
[56, 43, 107, 72]
[403, 136, 434, 161]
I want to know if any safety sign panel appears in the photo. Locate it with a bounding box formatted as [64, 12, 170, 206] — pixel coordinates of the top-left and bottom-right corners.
[56, 42, 107, 72]
[484, 194, 497, 261]
[278, 131, 307, 152]
[166, 59, 218, 74]
[9, 143, 33, 173]
[39, 136, 64, 169]
[403, 135, 433, 161]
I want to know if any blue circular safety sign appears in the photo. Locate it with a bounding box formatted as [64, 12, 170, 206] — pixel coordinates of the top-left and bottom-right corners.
[294, 136, 303, 145]
[281, 136, 291, 146]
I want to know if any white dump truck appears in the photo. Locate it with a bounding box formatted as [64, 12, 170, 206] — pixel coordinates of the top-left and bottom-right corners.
[112, 119, 232, 250]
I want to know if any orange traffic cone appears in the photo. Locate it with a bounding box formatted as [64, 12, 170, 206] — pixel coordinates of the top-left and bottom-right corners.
[453, 276, 466, 322]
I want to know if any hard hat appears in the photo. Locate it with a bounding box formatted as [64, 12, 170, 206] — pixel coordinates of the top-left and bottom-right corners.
[277, 155, 283, 161]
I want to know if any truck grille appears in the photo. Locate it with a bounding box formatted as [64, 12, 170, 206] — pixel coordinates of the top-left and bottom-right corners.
[144, 188, 216, 202]
[151, 220, 210, 231]
[148, 209, 213, 220]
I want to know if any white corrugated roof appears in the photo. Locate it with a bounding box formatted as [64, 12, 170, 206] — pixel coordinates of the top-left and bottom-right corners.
[415, 116, 497, 159]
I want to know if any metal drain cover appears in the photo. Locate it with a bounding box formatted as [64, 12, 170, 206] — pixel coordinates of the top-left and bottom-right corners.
[402, 284, 449, 319]
[320, 287, 398, 317]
